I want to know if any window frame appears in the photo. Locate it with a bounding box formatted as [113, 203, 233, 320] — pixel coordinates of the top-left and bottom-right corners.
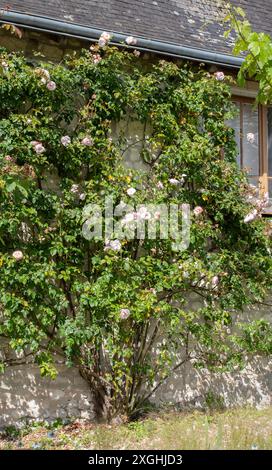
[232, 95, 272, 215]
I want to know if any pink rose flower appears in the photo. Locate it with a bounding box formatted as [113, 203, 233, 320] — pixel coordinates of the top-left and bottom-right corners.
[120, 308, 131, 320]
[211, 275, 219, 287]
[244, 209, 258, 224]
[81, 137, 94, 146]
[61, 135, 71, 146]
[215, 71, 225, 81]
[246, 133, 255, 144]
[47, 81, 56, 91]
[169, 178, 180, 185]
[93, 54, 102, 65]
[5, 155, 15, 163]
[149, 288, 157, 295]
[71, 184, 79, 194]
[98, 38, 107, 47]
[126, 36, 137, 46]
[34, 143, 46, 154]
[104, 239, 122, 252]
[122, 212, 136, 225]
[193, 206, 203, 216]
[101, 31, 111, 41]
[98, 31, 111, 47]
[40, 68, 50, 81]
[133, 50, 141, 57]
[12, 250, 24, 261]
[137, 206, 151, 220]
[126, 187, 136, 196]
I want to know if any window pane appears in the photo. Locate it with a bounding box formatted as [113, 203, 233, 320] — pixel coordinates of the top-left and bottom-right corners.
[242, 103, 259, 176]
[269, 179, 272, 202]
[227, 102, 241, 167]
[267, 108, 272, 176]
[248, 176, 260, 195]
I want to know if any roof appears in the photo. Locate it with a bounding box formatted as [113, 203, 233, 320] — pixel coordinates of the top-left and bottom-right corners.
[1, 1, 272, 61]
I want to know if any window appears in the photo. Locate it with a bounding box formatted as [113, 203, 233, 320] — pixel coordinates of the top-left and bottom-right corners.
[228, 96, 272, 212]
[228, 97, 260, 190]
[266, 108, 272, 202]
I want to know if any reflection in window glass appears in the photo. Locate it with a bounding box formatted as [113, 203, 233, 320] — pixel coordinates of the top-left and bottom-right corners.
[248, 176, 260, 196]
[227, 102, 241, 167]
[242, 103, 259, 176]
[269, 179, 272, 203]
[227, 100, 259, 190]
[267, 108, 272, 177]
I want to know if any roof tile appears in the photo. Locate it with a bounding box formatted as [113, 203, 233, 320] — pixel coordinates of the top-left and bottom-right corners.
[1, 0, 272, 54]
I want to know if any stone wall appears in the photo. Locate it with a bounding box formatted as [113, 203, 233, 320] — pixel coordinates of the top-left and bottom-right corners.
[153, 357, 272, 410]
[151, 298, 272, 410]
[0, 28, 87, 61]
[0, 349, 271, 428]
[1, 299, 271, 427]
[0, 363, 94, 428]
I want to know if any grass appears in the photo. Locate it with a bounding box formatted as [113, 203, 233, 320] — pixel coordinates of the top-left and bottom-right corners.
[1, 407, 272, 450]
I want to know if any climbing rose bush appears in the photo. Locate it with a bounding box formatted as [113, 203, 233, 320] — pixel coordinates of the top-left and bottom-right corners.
[0, 39, 271, 421]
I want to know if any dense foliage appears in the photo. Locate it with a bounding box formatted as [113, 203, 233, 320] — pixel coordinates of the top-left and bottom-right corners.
[0, 36, 271, 421]
[225, 5, 272, 104]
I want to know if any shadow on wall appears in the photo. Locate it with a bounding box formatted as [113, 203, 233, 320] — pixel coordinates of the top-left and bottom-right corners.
[152, 356, 272, 410]
[0, 356, 271, 428]
[152, 300, 272, 410]
[0, 364, 94, 428]
[1, 296, 272, 426]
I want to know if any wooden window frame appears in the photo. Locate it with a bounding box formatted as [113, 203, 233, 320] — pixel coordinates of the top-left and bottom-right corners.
[259, 105, 268, 195]
[259, 104, 272, 215]
[232, 95, 272, 215]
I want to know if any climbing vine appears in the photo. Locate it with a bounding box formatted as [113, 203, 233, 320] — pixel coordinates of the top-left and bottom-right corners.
[0, 33, 271, 421]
